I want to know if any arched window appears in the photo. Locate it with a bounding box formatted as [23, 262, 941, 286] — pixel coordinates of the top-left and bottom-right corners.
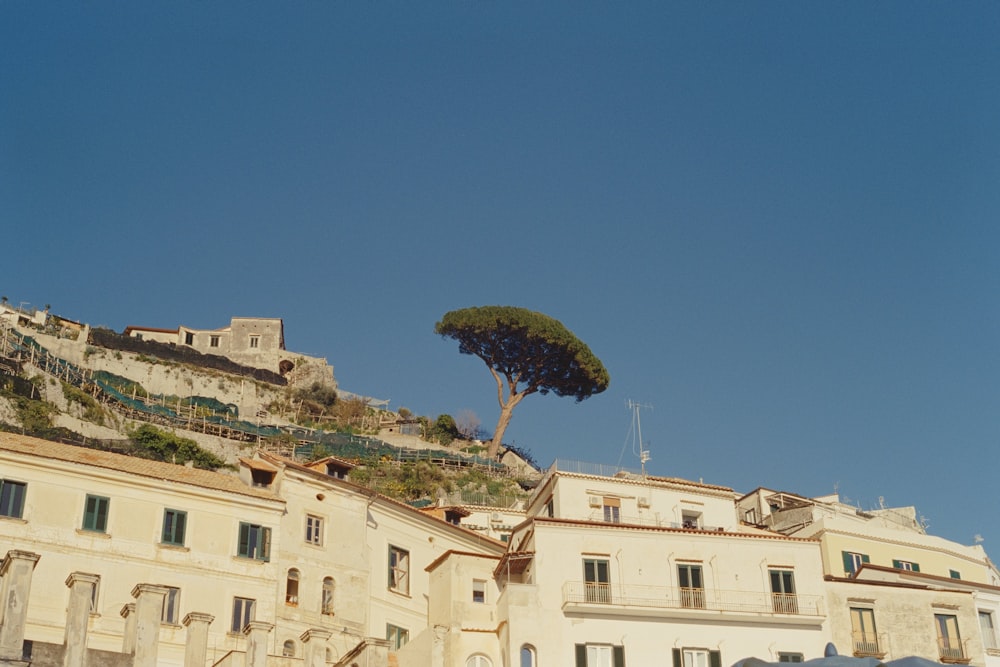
[520, 645, 536, 667]
[322, 576, 335, 615]
[282, 640, 296, 657]
[286, 569, 300, 605]
[466, 655, 492, 667]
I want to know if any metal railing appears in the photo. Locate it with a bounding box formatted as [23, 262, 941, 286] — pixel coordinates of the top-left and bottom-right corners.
[937, 638, 966, 662]
[562, 581, 823, 616]
[852, 631, 884, 657]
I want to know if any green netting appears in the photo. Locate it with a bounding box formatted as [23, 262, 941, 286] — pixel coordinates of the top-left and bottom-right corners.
[7, 330, 503, 468]
[293, 433, 505, 470]
[189, 396, 239, 418]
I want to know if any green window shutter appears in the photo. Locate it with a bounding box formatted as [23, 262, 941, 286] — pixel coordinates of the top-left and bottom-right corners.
[861, 554, 870, 564]
[710, 650, 722, 667]
[96, 498, 108, 531]
[174, 511, 186, 544]
[911, 562, 920, 572]
[576, 644, 587, 667]
[673, 648, 682, 667]
[842, 551, 853, 574]
[613, 645, 625, 667]
[238, 523, 250, 557]
[892, 559, 902, 569]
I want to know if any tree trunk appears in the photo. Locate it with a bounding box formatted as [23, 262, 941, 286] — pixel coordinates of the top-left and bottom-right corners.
[488, 402, 517, 460]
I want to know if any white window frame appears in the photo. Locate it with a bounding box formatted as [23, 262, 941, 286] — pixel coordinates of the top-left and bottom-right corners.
[472, 579, 486, 604]
[980, 610, 998, 650]
[388, 545, 410, 595]
[231, 597, 255, 633]
[161, 586, 181, 624]
[305, 514, 323, 546]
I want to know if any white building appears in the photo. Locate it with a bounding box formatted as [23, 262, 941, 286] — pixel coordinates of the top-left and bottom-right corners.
[403, 462, 831, 667]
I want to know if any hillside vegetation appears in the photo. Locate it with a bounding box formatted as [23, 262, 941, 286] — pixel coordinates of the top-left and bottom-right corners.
[0, 312, 537, 508]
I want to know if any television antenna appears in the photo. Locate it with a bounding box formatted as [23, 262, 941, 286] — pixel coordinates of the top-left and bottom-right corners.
[617, 399, 652, 477]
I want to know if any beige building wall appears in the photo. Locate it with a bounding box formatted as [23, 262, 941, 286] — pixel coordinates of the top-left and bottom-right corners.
[825, 577, 983, 664]
[0, 434, 285, 666]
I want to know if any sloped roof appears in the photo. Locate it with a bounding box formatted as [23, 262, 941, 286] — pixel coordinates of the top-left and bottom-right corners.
[0, 433, 281, 502]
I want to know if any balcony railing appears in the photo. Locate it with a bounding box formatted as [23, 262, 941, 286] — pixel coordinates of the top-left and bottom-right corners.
[771, 592, 798, 614]
[937, 638, 968, 663]
[852, 631, 885, 657]
[562, 581, 824, 617]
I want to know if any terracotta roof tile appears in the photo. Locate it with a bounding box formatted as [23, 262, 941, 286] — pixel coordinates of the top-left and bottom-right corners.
[0, 432, 281, 502]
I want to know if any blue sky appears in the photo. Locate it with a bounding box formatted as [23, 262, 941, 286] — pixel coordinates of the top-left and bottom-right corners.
[3, 3, 999, 550]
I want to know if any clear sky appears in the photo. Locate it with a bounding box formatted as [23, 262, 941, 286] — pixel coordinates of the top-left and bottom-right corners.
[3, 3, 999, 551]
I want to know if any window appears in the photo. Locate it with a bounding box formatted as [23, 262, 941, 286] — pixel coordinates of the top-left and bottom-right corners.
[305, 515, 323, 546]
[851, 607, 881, 656]
[466, 656, 492, 667]
[282, 640, 296, 657]
[583, 558, 610, 604]
[237, 523, 271, 561]
[161, 509, 187, 546]
[602, 497, 620, 523]
[386, 624, 409, 651]
[322, 577, 335, 615]
[678, 563, 705, 608]
[520, 645, 536, 667]
[209, 335, 220, 348]
[249, 335, 260, 349]
[286, 569, 300, 605]
[576, 644, 626, 667]
[231, 597, 255, 633]
[82, 495, 109, 533]
[769, 569, 798, 614]
[388, 546, 410, 594]
[472, 579, 486, 604]
[89, 576, 100, 614]
[184, 332, 194, 345]
[980, 611, 998, 650]
[544, 498, 554, 518]
[744, 508, 757, 524]
[671, 648, 721, 667]
[841, 551, 870, 576]
[0, 479, 26, 519]
[161, 587, 181, 624]
[935, 614, 964, 661]
[950, 570, 961, 580]
[892, 559, 920, 572]
[681, 510, 702, 529]
[777, 654, 803, 663]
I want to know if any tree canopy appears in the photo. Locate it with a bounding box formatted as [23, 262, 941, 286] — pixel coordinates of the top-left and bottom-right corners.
[435, 306, 610, 459]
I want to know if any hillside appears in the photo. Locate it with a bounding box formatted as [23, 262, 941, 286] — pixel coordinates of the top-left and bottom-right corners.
[0, 303, 538, 508]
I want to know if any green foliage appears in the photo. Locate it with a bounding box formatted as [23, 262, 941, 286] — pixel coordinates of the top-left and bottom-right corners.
[307, 444, 331, 462]
[128, 424, 229, 470]
[432, 413, 458, 445]
[61, 382, 105, 425]
[435, 306, 610, 456]
[294, 382, 338, 410]
[435, 306, 610, 401]
[10, 395, 56, 433]
[397, 407, 412, 419]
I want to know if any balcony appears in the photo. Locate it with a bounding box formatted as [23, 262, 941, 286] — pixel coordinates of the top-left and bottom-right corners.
[852, 631, 886, 658]
[562, 582, 824, 625]
[937, 638, 970, 664]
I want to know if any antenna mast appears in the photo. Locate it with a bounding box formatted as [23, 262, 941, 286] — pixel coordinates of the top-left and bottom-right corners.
[626, 399, 652, 477]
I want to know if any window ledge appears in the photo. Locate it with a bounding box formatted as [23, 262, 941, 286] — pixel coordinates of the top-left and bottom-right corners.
[158, 543, 190, 552]
[388, 588, 411, 599]
[0, 516, 27, 524]
[76, 529, 111, 539]
[232, 556, 269, 564]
